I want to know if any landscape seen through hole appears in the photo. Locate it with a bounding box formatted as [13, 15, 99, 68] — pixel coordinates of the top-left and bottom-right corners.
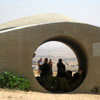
[32, 41, 84, 93]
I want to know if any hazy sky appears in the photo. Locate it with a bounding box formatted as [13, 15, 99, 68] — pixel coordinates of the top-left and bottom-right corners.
[35, 41, 76, 58]
[0, 0, 100, 27]
[0, 0, 99, 58]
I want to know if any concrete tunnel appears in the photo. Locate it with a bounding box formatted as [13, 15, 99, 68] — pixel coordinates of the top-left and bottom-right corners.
[0, 13, 100, 93]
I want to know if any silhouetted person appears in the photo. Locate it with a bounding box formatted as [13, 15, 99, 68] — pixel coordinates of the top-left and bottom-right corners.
[37, 58, 43, 76]
[70, 70, 85, 89]
[73, 70, 84, 80]
[48, 59, 53, 76]
[57, 59, 65, 78]
[73, 72, 80, 78]
[41, 58, 50, 77]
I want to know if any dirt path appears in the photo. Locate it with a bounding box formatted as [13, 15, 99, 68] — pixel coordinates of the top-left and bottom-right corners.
[0, 89, 100, 100]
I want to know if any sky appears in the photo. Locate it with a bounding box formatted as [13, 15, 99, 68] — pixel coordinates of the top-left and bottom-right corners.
[0, 0, 100, 58]
[35, 41, 77, 58]
[0, 0, 100, 27]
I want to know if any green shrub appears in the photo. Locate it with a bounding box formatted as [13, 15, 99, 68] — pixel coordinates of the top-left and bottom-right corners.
[0, 71, 31, 91]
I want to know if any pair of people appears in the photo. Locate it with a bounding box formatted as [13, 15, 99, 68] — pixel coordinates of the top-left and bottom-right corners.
[38, 58, 53, 77]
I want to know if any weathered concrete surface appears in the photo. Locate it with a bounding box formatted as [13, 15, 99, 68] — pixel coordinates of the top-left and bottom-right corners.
[0, 14, 100, 93]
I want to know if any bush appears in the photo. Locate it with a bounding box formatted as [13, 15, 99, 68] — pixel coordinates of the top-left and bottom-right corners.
[0, 71, 31, 91]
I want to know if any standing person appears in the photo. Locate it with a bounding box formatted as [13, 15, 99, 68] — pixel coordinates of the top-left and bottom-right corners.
[37, 58, 43, 76]
[57, 59, 65, 77]
[48, 59, 53, 76]
[41, 58, 50, 77]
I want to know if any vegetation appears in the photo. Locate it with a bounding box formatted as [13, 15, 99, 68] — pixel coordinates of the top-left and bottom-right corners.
[0, 71, 31, 91]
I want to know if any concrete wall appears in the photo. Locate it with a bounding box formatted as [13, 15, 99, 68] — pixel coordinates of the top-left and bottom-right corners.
[0, 22, 100, 93]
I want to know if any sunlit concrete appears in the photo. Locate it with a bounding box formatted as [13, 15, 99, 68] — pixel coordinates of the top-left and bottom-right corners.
[0, 13, 100, 93]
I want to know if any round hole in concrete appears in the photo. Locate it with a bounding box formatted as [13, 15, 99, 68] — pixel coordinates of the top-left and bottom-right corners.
[32, 37, 87, 93]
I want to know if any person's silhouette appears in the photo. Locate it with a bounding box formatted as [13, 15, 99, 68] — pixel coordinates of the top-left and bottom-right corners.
[41, 58, 50, 77]
[37, 58, 43, 76]
[57, 59, 65, 77]
[48, 59, 53, 76]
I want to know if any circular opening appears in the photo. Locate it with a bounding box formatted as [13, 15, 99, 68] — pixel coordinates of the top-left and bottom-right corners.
[32, 37, 87, 93]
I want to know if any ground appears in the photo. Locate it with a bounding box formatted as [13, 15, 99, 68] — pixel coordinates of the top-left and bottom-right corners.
[0, 89, 100, 100]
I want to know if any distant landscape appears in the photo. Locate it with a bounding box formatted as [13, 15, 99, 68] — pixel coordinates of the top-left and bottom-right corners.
[32, 41, 79, 77]
[32, 55, 78, 77]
